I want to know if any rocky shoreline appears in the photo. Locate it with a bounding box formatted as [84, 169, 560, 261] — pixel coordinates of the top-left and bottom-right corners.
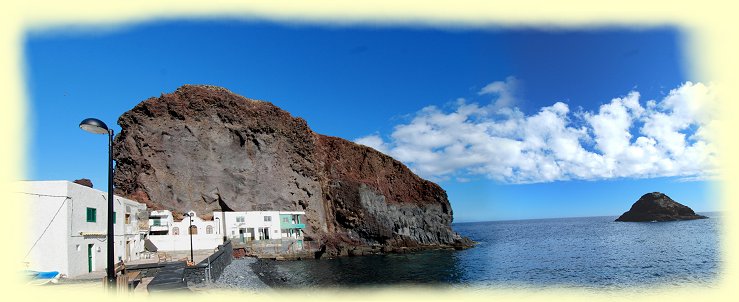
[188, 257, 271, 292]
[193, 244, 473, 291]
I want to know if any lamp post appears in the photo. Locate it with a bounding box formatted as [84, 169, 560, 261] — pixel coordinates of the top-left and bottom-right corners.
[79, 118, 116, 288]
[221, 212, 227, 243]
[214, 217, 221, 236]
[183, 212, 194, 263]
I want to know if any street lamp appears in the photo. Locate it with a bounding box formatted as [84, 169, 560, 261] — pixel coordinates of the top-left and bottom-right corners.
[220, 212, 227, 243]
[79, 118, 116, 288]
[183, 212, 194, 263]
[214, 217, 221, 236]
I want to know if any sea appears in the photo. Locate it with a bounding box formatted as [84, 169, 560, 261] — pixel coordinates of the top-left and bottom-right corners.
[251, 213, 721, 290]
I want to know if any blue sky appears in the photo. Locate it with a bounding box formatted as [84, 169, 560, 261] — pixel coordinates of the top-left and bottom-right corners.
[23, 20, 720, 221]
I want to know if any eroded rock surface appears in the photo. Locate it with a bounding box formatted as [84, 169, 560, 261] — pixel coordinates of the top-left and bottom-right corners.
[114, 85, 472, 256]
[615, 192, 708, 222]
[73, 178, 93, 188]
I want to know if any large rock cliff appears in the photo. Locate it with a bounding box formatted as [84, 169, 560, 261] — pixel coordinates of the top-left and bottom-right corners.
[114, 85, 472, 256]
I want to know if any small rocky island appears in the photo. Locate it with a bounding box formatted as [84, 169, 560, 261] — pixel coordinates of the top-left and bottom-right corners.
[615, 192, 708, 222]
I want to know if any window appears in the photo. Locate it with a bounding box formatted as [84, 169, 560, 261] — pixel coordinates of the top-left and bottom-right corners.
[113, 212, 116, 224]
[125, 213, 131, 224]
[236, 216, 245, 223]
[264, 216, 271, 222]
[86, 208, 96, 222]
[206, 225, 213, 234]
[189, 225, 198, 235]
[282, 217, 289, 223]
[152, 218, 161, 226]
[172, 227, 180, 235]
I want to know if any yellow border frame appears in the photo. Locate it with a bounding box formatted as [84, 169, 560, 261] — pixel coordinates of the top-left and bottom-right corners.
[2, 1, 735, 301]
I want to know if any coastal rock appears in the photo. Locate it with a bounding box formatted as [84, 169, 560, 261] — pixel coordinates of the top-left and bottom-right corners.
[73, 178, 93, 188]
[113, 85, 472, 255]
[615, 192, 708, 222]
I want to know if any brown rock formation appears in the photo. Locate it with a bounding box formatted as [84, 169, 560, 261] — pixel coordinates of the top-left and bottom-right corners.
[73, 178, 93, 188]
[113, 85, 472, 256]
[615, 192, 708, 222]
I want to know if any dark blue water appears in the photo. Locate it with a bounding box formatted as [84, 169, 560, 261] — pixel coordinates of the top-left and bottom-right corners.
[253, 214, 721, 289]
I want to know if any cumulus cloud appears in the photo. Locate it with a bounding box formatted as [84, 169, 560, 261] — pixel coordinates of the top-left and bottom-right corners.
[355, 80, 719, 184]
[354, 134, 389, 154]
[478, 76, 520, 109]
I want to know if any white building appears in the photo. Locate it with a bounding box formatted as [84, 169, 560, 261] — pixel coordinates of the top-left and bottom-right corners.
[213, 211, 306, 245]
[19, 181, 147, 277]
[146, 210, 222, 251]
[148, 209, 174, 235]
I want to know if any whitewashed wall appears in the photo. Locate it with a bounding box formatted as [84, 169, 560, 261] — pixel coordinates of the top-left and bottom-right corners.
[21, 181, 71, 276]
[20, 181, 147, 277]
[147, 234, 222, 251]
[213, 211, 304, 241]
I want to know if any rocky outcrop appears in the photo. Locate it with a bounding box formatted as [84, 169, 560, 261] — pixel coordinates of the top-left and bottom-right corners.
[73, 178, 93, 188]
[615, 192, 708, 222]
[113, 85, 472, 256]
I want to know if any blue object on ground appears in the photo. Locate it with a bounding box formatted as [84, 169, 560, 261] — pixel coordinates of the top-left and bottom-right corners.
[36, 271, 60, 279]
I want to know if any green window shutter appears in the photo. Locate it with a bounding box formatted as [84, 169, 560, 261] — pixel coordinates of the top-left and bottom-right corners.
[86, 207, 97, 222]
[113, 212, 116, 224]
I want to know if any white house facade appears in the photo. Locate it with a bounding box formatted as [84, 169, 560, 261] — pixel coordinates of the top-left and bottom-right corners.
[213, 210, 306, 245]
[146, 211, 222, 252]
[20, 181, 147, 277]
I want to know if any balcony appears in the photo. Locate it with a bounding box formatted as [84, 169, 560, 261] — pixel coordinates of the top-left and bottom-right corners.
[149, 225, 169, 232]
[280, 222, 305, 229]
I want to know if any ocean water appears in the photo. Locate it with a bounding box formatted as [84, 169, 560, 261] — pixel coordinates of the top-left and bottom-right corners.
[251, 213, 721, 289]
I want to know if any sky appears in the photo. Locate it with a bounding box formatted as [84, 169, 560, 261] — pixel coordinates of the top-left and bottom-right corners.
[23, 20, 720, 222]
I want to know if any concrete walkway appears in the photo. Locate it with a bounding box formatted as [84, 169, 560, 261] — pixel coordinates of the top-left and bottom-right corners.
[66, 249, 216, 281]
[65, 257, 159, 281]
[55, 249, 220, 295]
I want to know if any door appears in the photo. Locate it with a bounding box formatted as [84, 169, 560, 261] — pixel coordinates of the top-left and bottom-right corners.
[125, 241, 131, 261]
[239, 228, 245, 243]
[87, 244, 94, 272]
[259, 227, 270, 240]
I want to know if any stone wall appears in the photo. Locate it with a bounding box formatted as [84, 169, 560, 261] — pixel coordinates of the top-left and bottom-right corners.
[184, 240, 233, 285]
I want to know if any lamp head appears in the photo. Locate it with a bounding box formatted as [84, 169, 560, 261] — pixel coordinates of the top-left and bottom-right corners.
[79, 118, 110, 135]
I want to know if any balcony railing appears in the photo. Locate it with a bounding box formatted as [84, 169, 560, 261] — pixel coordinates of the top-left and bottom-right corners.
[149, 225, 169, 232]
[280, 222, 306, 229]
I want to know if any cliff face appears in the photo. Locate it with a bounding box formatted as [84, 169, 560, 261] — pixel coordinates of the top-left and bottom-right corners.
[615, 192, 708, 222]
[114, 85, 472, 255]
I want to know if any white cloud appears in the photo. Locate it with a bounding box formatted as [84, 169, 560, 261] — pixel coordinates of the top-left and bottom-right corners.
[354, 80, 719, 184]
[478, 76, 520, 110]
[354, 134, 389, 154]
